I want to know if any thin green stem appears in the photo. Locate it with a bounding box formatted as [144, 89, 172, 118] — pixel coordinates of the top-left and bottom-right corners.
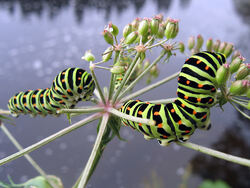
[90, 66, 106, 105]
[108, 108, 155, 126]
[229, 101, 250, 119]
[112, 52, 140, 104]
[0, 123, 58, 188]
[78, 114, 109, 188]
[230, 99, 248, 109]
[232, 96, 249, 103]
[118, 50, 167, 100]
[0, 114, 100, 166]
[0, 110, 11, 115]
[121, 71, 180, 102]
[147, 98, 176, 104]
[177, 141, 250, 167]
[108, 51, 120, 100]
[58, 107, 104, 114]
[146, 39, 168, 49]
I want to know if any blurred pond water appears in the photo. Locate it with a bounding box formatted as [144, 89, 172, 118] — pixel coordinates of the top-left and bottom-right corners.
[0, 0, 249, 187]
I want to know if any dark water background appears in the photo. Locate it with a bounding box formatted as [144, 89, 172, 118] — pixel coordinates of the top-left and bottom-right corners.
[0, 0, 250, 187]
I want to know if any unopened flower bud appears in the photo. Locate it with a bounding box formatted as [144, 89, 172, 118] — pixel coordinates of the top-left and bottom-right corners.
[110, 66, 126, 74]
[123, 24, 132, 38]
[164, 19, 179, 39]
[109, 22, 119, 36]
[150, 65, 159, 78]
[81, 50, 95, 62]
[229, 56, 244, 73]
[143, 60, 150, 69]
[231, 50, 241, 61]
[218, 42, 227, 53]
[157, 24, 165, 39]
[188, 36, 195, 50]
[213, 40, 221, 52]
[196, 34, 204, 50]
[179, 42, 185, 53]
[216, 64, 230, 85]
[102, 30, 114, 45]
[131, 17, 140, 31]
[138, 19, 149, 36]
[125, 31, 138, 44]
[102, 47, 113, 62]
[150, 18, 159, 35]
[224, 43, 234, 57]
[230, 80, 248, 95]
[206, 38, 213, 51]
[235, 63, 249, 80]
[155, 14, 163, 22]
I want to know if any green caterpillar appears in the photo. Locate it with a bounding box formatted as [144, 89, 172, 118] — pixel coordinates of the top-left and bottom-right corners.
[120, 51, 226, 146]
[8, 68, 95, 117]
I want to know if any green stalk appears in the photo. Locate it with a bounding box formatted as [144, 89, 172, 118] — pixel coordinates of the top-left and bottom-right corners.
[0, 110, 11, 115]
[108, 108, 155, 126]
[58, 107, 104, 114]
[146, 39, 168, 49]
[0, 114, 100, 166]
[121, 71, 180, 102]
[178, 141, 250, 167]
[90, 67, 106, 105]
[77, 114, 109, 188]
[0, 123, 58, 188]
[118, 50, 167, 100]
[229, 101, 250, 119]
[108, 51, 120, 100]
[112, 52, 140, 103]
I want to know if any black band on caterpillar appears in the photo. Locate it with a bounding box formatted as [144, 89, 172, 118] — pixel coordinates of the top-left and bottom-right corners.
[7, 68, 95, 117]
[120, 51, 226, 146]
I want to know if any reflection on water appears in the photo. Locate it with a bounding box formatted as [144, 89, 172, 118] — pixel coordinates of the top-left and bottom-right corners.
[0, 0, 177, 22]
[191, 116, 250, 188]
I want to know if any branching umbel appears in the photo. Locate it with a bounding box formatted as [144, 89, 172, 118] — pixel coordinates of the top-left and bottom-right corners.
[0, 14, 250, 188]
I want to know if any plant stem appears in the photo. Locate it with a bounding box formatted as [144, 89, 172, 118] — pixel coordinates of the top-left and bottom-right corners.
[77, 114, 109, 188]
[108, 108, 155, 126]
[90, 67, 106, 105]
[0, 110, 11, 115]
[0, 114, 100, 166]
[146, 39, 168, 49]
[108, 51, 120, 100]
[147, 98, 176, 104]
[229, 101, 250, 119]
[118, 50, 167, 100]
[112, 52, 140, 104]
[58, 107, 104, 114]
[121, 71, 180, 102]
[177, 141, 250, 167]
[0, 123, 57, 188]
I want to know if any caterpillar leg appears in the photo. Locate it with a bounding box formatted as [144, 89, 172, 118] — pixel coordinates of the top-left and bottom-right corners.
[144, 135, 154, 140]
[157, 138, 174, 146]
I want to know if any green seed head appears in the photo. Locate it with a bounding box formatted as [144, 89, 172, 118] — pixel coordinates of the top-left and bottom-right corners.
[150, 17, 159, 35]
[102, 47, 113, 62]
[230, 80, 248, 95]
[231, 50, 241, 61]
[138, 19, 149, 36]
[188, 36, 195, 50]
[109, 22, 119, 36]
[156, 24, 165, 39]
[81, 50, 95, 62]
[216, 64, 230, 86]
[206, 38, 213, 51]
[229, 56, 244, 74]
[110, 66, 126, 74]
[196, 34, 204, 50]
[224, 43, 234, 57]
[125, 31, 139, 45]
[179, 42, 185, 53]
[123, 24, 132, 38]
[102, 30, 114, 45]
[235, 63, 249, 80]
[164, 18, 179, 39]
[131, 17, 141, 31]
[213, 40, 221, 52]
[218, 42, 227, 54]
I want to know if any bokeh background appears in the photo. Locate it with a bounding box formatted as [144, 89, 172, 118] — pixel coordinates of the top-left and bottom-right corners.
[0, 0, 249, 187]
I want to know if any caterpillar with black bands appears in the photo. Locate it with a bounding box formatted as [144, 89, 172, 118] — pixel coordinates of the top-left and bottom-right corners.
[120, 51, 226, 146]
[8, 68, 95, 117]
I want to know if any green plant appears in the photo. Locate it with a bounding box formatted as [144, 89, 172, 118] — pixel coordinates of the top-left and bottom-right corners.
[0, 14, 249, 188]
